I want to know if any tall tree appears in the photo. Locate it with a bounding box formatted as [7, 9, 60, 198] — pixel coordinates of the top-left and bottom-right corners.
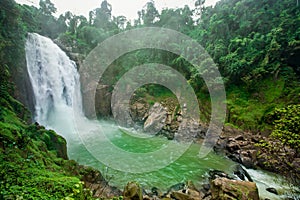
[114, 15, 127, 30]
[142, 0, 159, 25]
[158, 6, 193, 33]
[94, 0, 112, 28]
[39, 0, 56, 16]
[195, 0, 205, 16]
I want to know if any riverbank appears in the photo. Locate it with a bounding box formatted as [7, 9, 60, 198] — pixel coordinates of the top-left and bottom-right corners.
[65, 120, 300, 199]
[128, 96, 300, 184]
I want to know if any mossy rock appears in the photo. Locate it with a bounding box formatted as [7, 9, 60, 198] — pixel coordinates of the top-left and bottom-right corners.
[210, 178, 259, 200]
[123, 182, 143, 200]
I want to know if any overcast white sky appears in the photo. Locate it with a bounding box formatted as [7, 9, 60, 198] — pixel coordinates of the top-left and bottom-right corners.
[16, 0, 219, 21]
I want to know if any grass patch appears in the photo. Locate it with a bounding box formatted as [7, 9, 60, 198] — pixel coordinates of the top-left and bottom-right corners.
[225, 78, 288, 131]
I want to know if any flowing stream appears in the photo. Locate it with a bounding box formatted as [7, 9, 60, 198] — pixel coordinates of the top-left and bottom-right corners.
[25, 33, 298, 199]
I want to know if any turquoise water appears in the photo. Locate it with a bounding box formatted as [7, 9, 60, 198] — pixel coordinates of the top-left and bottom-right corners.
[68, 121, 236, 191]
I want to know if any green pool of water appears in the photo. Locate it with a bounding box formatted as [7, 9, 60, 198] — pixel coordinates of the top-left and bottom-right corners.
[68, 121, 236, 191]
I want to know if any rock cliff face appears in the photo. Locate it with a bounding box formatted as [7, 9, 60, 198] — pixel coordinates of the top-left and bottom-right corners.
[53, 38, 84, 69]
[95, 84, 112, 118]
[144, 102, 167, 134]
[12, 53, 35, 121]
[128, 100, 206, 142]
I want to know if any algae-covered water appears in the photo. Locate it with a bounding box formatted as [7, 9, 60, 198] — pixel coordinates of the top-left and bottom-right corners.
[68, 121, 236, 191]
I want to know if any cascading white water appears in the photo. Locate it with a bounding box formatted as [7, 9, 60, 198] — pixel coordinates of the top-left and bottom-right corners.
[25, 33, 82, 142]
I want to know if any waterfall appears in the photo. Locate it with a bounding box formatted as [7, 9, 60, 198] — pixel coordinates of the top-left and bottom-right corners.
[25, 33, 83, 141]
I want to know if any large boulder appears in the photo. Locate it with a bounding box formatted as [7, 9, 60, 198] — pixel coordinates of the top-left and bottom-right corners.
[171, 190, 201, 200]
[210, 178, 259, 200]
[266, 187, 278, 195]
[130, 100, 149, 122]
[123, 182, 143, 200]
[80, 166, 121, 198]
[144, 102, 167, 134]
[233, 165, 253, 182]
[239, 150, 257, 169]
[164, 181, 203, 200]
[175, 118, 203, 142]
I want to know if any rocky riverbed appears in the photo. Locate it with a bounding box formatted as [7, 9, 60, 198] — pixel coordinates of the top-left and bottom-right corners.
[122, 169, 260, 200]
[113, 99, 299, 200]
[129, 98, 300, 180]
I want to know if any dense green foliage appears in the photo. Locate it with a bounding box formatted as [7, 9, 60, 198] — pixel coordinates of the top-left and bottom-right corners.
[256, 105, 300, 181]
[0, 79, 94, 198]
[0, 0, 26, 75]
[190, 0, 300, 131]
[194, 0, 300, 84]
[271, 105, 300, 153]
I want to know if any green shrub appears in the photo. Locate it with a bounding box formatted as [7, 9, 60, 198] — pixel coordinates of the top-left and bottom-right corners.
[271, 104, 300, 153]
